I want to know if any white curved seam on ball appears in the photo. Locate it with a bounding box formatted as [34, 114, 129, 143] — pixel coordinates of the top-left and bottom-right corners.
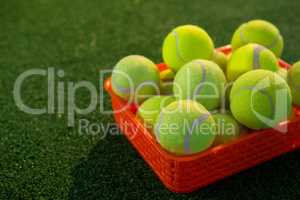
[172, 31, 185, 63]
[183, 114, 210, 154]
[253, 45, 264, 69]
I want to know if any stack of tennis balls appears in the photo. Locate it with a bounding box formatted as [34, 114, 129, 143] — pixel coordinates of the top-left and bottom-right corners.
[110, 19, 299, 156]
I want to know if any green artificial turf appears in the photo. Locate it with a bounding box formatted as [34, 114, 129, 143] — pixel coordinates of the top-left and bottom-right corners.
[1, 0, 300, 199]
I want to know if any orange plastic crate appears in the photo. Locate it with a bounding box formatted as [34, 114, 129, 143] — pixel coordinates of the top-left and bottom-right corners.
[104, 45, 300, 193]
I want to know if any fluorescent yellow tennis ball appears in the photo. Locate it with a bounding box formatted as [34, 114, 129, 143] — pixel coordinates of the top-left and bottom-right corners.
[231, 19, 284, 57]
[288, 61, 300, 106]
[227, 52, 232, 60]
[227, 43, 279, 81]
[173, 59, 226, 110]
[230, 69, 292, 129]
[160, 69, 175, 81]
[162, 25, 214, 72]
[111, 55, 160, 103]
[154, 100, 216, 155]
[212, 50, 228, 72]
[159, 69, 175, 95]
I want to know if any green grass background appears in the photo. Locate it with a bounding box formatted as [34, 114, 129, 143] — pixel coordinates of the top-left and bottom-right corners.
[1, 0, 300, 199]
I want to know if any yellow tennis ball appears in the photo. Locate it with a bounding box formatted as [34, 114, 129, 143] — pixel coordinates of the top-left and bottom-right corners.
[159, 69, 175, 81]
[154, 100, 216, 155]
[227, 52, 232, 60]
[212, 50, 228, 72]
[111, 55, 160, 103]
[288, 61, 300, 106]
[227, 43, 279, 81]
[230, 69, 292, 129]
[162, 25, 214, 72]
[173, 59, 226, 110]
[231, 19, 284, 57]
[159, 69, 175, 95]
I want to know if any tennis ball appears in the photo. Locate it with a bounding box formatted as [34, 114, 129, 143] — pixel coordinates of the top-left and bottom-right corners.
[160, 69, 175, 81]
[212, 50, 228, 72]
[138, 96, 176, 127]
[230, 69, 292, 129]
[159, 69, 175, 95]
[227, 52, 232, 60]
[231, 19, 284, 57]
[173, 59, 226, 110]
[277, 67, 288, 82]
[288, 61, 300, 106]
[154, 100, 216, 155]
[162, 25, 214, 72]
[111, 55, 160, 102]
[212, 113, 241, 145]
[227, 43, 279, 81]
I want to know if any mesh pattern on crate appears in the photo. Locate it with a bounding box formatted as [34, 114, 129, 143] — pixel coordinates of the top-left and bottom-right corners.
[112, 98, 176, 182]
